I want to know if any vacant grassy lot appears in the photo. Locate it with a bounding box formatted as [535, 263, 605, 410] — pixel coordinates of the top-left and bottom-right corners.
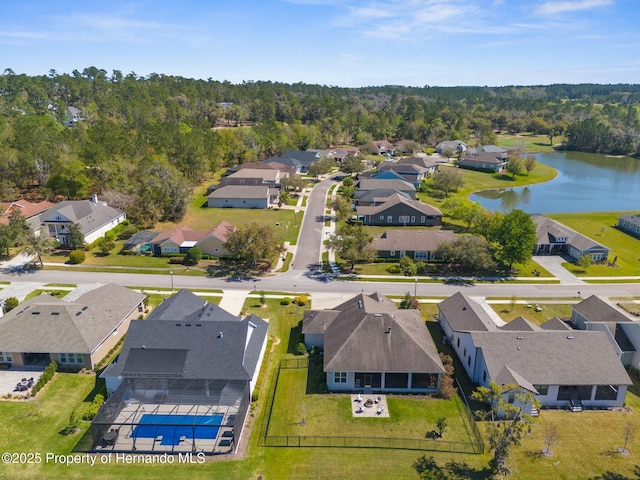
[549, 211, 640, 276]
[496, 132, 558, 153]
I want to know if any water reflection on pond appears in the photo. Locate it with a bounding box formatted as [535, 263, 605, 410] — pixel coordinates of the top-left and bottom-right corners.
[470, 151, 640, 213]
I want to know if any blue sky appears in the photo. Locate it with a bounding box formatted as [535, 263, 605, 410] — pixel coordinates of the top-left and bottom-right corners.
[1, 0, 638, 87]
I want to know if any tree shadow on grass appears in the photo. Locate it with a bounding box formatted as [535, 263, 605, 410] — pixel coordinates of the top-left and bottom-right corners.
[588, 466, 640, 480]
[414, 455, 492, 480]
[287, 320, 303, 355]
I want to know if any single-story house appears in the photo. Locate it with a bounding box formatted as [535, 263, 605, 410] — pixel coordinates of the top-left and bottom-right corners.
[0, 284, 145, 371]
[356, 178, 416, 199]
[398, 156, 440, 175]
[353, 189, 411, 207]
[435, 140, 468, 155]
[570, 295, 640, 368]
[207, 185, 278, 209]
[307, 148, 359, 163]
[95, 289, 268, 454]
[263, 150, 321, 174]
[532, 215, 610, 261]
[438, 293, 631, 412]
[459, 152, 508, 172]
[226, 168, 285, 185]
[376, 162, 433, 186]
[149, 222, 235, 257]
[361, 140, 397, 156]
[618, 214, 640, 238]
[37, 196, 126, 245]
[356, 193, 443, 226]
[236, 161, 296, 176]
[373, 229, 457, 261]
[302, 292, 444, 392]
[469, 145, 510, 154]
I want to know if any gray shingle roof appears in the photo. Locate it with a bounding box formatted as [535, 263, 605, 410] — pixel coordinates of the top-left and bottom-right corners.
[540, 317, 573, 330]
[356, 194, 442, 217]
[310, 293, 444, 374]
[0, 284, 144, 353]
[104, 290, 267, 381]
[471, 331, 632, 387]
[498, 316, 541, 332]
[40, 199, 125, 236]
[572, 295, 634, 323]
[356, 178, 416, 192]
[354, 189, 410, 204]
[373, 229, 456, 252]
[438, 292, 497, 332]
[280, 150, 320, 165]
[207, 185, 270, 199]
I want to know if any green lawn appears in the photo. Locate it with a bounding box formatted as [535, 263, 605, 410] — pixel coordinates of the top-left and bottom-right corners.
[489, 303, 574, 325]
[24, 289, 70, 301]
[548, 211, 640, 276]
[269, 367, 473, 443]
[496, 132, 558, 153]
[417, 162, 557, 209]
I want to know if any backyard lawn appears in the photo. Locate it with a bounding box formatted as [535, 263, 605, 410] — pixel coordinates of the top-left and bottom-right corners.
[489, 303, 574, 325]
[549, 211, 640, 276]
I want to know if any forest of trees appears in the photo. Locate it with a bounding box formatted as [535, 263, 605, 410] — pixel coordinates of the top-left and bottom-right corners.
[1, 67, 639, 226]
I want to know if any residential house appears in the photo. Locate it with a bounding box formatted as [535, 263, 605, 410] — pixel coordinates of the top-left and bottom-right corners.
[236, 161, 296, 176]
[532, 215, 610, 261]
[356, 193, 443, 226]
[438, 293, 631, 412]
[373, 229, 457, 261]
[353, 189, 411, 207]
[64, 106, 81, 127]
[469, 145, 510, 154]
[264, 150, 322, 174]
[356, 178, 416, 199]
[308, 148, 359, 163]
[301, 292, 444, 392]
[362, 140, 397, 156]
[0, 284, 145, 371]
[459, 151, 508, 172]
[570, 295, 640, 368]
[618, 214, 640, 237]
[226, 168, 285, 185]
[150, 221, 235, 257]
[435, 140, 468, 155]
[207, 185, 278, 209]
[377, 161, 434, 186]
[0, 199, 55, 232]
[95, 290, 268, 454]
[397, 156, 440, 175]
[38, 196, 126, 245]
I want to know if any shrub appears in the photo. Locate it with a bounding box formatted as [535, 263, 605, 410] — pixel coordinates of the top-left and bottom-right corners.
[438, 353, 457, 399]
[3, 297, 19, 314]
[280, 297, 291, 306]
[83, 393, 105, 420]
[251, 390, 259, 403]
[169, 257, 184, 264]
[68, 250, 86, 264]
[294, 295, 308, 306]
[32, 362, 57, 395]
[184, 247, 202, 265]
[296, 342, 307, 355]
[386, 265, 401, 274]
[104, 230, 115, 241]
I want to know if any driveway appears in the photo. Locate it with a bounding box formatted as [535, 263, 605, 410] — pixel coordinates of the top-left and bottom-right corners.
[534, 255, 586, 285]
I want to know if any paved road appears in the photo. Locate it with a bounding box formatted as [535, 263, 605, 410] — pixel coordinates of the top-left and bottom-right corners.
[290, 175, 336, 272]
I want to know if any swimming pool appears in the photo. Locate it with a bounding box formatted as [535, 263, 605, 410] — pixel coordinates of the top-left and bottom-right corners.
[131, 414, 224, 446]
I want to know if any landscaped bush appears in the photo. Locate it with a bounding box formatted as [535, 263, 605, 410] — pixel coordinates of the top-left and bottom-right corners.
[295, 342, 307, 355]
[293, 295, 308, 306]
[31, 362, 57, 395]
[82, 393, 105, 420]
[169, 257, 184, 264]
[280, 297, 291, 306]
[386, 265, 401, 274]
[68, 250, 86, 264]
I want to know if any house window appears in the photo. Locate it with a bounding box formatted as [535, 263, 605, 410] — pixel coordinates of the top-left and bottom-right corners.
[482, 371, 487, 382]
[0, 352, 13, 363]
[534, 385, 549, 396]
[387, 215, 393, 223]
[412, 373, 438, 389]
[59, 353, 84, 364]
[467, 356, 471, 366]
[379, 215, 384, 220]
[390, 250, 395, 256]
[463, 347, 467, 357]
[595, 385, 618, 400]
[410, 216, 415, 223]
[421, 216, 426, 223]
[399, 215, 410, 223]
[414, 251, 427, 260]
[457, 337, 460, 347]
[385, 373, 409, 389]
[334, 372, 347, 384]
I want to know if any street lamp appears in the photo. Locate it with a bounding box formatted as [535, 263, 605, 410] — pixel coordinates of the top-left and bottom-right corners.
[414, 277, 418, 297]
[170, 270, 174, 292]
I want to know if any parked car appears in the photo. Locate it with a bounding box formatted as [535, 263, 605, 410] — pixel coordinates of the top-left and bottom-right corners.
[569, 399, 583, 412]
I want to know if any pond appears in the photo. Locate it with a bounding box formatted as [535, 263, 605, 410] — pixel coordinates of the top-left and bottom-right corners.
[470, 151, 640, 213]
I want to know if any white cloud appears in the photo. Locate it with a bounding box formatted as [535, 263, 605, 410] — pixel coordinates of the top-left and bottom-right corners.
[535, 0, 613, 16]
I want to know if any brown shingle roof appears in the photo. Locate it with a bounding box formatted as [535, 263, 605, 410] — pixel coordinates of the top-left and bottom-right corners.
[373, 229, 456, 252]
[357, 194, 442, 217]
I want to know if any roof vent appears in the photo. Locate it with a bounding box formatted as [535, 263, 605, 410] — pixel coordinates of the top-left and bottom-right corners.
[185, 323, 191, 327]
[386, 327, 392, 334]
[567, 336, 574, 340]
[32, 311, 40, 315]
[516, 336, 523, 340]
[196, 324, 202, 327]
[51, 312, 60, 316]
[462, 306, 467, 311]
[374, 313, 383, 317]
[175, 323, 181, 326]
[218, 332, 223, 339]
